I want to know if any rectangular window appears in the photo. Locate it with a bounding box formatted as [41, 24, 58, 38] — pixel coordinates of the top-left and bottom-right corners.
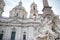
[0, 34, 3, 40]
[11, 32, 16, 40]
[23, 35, 26, 40]
[0, 3, 1, 5]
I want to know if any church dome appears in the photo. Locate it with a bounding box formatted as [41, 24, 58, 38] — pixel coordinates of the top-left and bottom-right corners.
[14, 1, 26, 11]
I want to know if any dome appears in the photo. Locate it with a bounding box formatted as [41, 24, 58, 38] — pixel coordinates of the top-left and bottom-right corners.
[15, 5, 25, 11]
[14, 1, 26, 11]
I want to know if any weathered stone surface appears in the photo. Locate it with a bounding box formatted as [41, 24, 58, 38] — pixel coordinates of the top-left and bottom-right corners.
[0, 0, 60, 40]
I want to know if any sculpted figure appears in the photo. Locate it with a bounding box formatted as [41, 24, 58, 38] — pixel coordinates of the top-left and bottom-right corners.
[34, 18, 58, 40]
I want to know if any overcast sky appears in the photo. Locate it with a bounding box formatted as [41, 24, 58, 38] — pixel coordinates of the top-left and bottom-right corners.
[2, 0, 60, 18]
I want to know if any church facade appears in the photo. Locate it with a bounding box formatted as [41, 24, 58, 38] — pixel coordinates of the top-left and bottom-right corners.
[0, 0, 60, 40]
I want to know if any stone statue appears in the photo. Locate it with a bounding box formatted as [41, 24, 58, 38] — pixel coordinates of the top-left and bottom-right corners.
[34, 18, 58, 40]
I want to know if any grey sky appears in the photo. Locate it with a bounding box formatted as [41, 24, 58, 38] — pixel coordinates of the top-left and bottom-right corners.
[2, 0, 60, 18]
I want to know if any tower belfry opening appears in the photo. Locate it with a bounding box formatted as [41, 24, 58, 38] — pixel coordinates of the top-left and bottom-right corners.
[30, 1, 38, 18]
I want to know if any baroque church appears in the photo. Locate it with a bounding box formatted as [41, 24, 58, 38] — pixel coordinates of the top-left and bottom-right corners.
[0, 0, 60, 40]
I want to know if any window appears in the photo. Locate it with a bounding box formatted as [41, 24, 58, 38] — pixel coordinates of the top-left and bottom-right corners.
[15, 13, 18, 17]
[0, 31, 3, 40]
[23, 15, 24, 18]
[0, 34, 3, 40]
[33, 6, 35, 10]
[11, 32, 16, 40]
[23, 32, 26, 40]
[23, 35, 26, 40]
[16, 13, 18, 17]
[33, 13, 36, 16]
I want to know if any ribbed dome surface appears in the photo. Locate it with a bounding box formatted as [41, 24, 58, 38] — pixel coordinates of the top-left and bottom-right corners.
[14, 1, 26, 11]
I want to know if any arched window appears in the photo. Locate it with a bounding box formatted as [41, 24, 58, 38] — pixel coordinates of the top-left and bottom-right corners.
[33, 6, 35, 10]
[23, 15, 24, 18]
[33, 13, 36, 16]
[15, 13, 18, 17]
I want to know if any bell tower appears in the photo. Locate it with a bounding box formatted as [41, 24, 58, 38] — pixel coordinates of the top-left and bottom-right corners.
[30, 2, 38, 18]
[0, 0, 5, 17]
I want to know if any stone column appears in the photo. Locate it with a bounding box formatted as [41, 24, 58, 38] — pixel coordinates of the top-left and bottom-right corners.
[3, 27, 12, 40]
[15, 27, 21, 40]
[28, 27, 34, 40]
